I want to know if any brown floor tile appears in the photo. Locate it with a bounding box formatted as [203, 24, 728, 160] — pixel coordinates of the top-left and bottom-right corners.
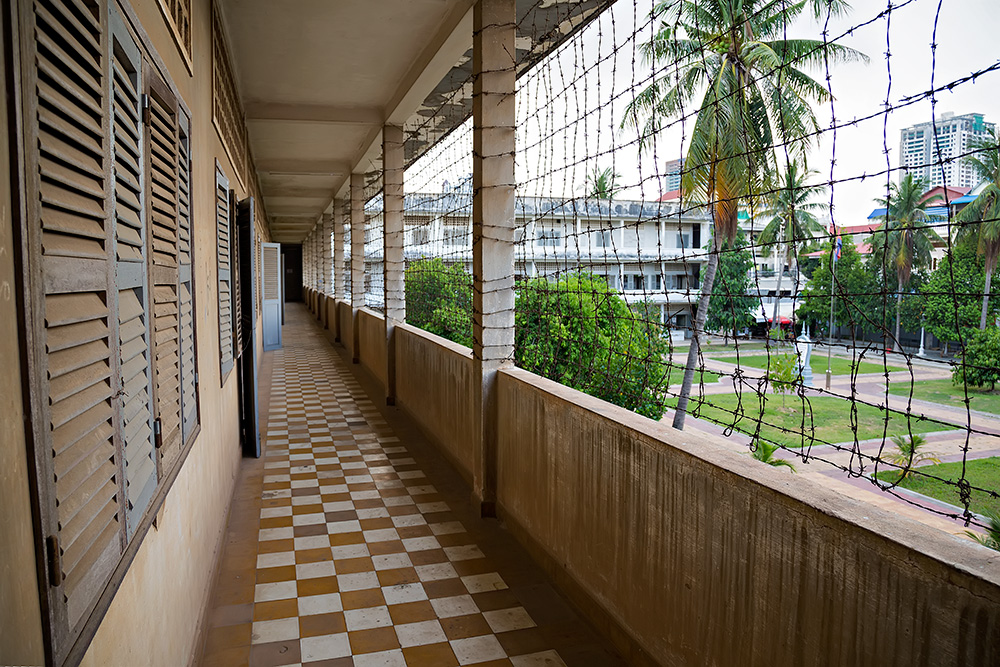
[325, 510, 358, 522]
[201, 644, 251, 667]
[299, 611, 348, 638]
[386, 505, 420, 517]
[472, 590, 521, 613]
[301, 657, 353, 667]
[387, 600, 437, 625]
[436, 532, 475, 548]
[293, 503, 325, 516]
[376, 567, 419, 587]
[401, 642, 460, 666]
[211, 580, 255, 607]
[368, 540, 405, 555]
[253, 598, 298, 621]
[423, 578, 468, 599]
[396, 525, 433, 540]
[260, 515, 294, 530]
[440, 614, 492, 640]
[294, 523, 329, 538]
[256, 564, 297, 584]
[249, 639, 301, 667]
[209, 603, 254, 628]
[203, 622, 252, 655]
[359, 517, 394, 530]
[333, 556, 374, 574]
[408, 549, 448, 566]
[496, 627, 550, 657]
[348, 626, 400, 654]
[354, 498, 385, 510]
[341, 587, 387, 610]
[329, 532, 365, 547]
[297, 547, 335, 564]
[297, 576, 340, 597]
[472, 660, 512, 667]
[452, 558, 496, 577]
[258, 538, 295, 555]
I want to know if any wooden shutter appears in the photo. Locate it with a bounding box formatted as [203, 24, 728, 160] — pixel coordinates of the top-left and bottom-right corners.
[19, 0, 123, 657]
[111, 10, 156, 537]
[217, 166, 234, 380]
[230, 189, 243, 360]
[178, 114, 199, 443]
[145, 74, 182, 471]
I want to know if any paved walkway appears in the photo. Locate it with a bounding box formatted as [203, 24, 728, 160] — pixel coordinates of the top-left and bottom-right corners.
[197, 305, 622, 667]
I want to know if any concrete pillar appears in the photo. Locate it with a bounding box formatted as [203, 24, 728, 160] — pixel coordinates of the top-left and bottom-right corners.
[320, 212, 332, 328]
[471, 0, 515, 516]
[351, 173, 366, 362]
[333, 200, 346, 342]
[383, 125, 405, 405]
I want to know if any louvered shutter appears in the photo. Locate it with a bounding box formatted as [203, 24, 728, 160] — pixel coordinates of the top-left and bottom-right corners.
[110, 11, 156, 537]
[19, 0, 124, 657]
[217, 167, 234, 379]
[230, 189, 243, 360]
[178, 114, 199, 443]
[262, 242, 282, 350]
[145, 75, 182, 471]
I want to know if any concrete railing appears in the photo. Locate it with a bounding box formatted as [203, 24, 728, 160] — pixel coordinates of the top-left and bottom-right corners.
[356, 309, 387, 387]
[337, 301, 354, 358]
[394, 325, 475, 483]
[496, 368, 1000, 666]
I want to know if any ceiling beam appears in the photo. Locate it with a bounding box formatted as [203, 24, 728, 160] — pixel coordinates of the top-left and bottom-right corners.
[246, 102, 384, 126]
[256, 159, 352, 175]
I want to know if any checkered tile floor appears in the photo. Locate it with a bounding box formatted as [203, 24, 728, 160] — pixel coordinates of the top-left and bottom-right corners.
[198, 306, 614, 667]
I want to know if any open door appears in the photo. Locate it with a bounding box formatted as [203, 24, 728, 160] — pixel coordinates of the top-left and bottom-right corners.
[236, 197, 261, 457]
[262, 242, 282, 350]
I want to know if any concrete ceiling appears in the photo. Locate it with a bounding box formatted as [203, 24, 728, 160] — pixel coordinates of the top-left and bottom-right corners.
[221, 0, 614, 243]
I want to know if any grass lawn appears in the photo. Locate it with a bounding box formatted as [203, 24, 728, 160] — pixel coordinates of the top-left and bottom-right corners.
[887, 378, 1000, 414]
[877, 457, 1000, 516]
[663, 365, 721, 385]
[670, 393, 955, 448]
[710, 352, 902, 377]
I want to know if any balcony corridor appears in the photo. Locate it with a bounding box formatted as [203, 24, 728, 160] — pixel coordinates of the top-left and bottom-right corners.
[197, 304, 623, 667]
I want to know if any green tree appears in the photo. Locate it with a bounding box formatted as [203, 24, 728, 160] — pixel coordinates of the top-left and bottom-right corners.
[767, 353, 798, 409]
[796, 237, 874, 337]
[953, 327, 1000, 391]
[868, 174, 943, 346]
[965, 511, 1000, 552]
[705, 232, 756, 340]
[621, 0, 866, 430]
[515, 273, 669, 419]
[922, 242, 997, 348]
[404, 258, 473, 347]
[751, 440, 796, 472]
[955, 127, 1000, 329]
[586, 165, 621, 201]
[758, 162, 827, 329]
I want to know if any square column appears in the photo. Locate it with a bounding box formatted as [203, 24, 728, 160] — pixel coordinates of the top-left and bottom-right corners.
[351, 173, 366, 362]
[322, 212, 333, 297]
[333, 199, 346, 342]
[383, 125, 405, 405]
[472, 0, 516, 516]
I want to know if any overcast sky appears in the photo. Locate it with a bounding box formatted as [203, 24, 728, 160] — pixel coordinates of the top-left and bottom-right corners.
[406, 0, 999, 229]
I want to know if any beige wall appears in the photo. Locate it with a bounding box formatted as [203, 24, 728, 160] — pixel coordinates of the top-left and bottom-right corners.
[0, 14, 47, 662]
[496, 368, 1000, 666]
[395, 325, 475, 482]
[338, 300, 355, 358]
[357, 309, 387, 387]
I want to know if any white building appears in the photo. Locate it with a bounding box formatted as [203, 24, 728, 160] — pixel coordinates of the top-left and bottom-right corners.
[899, 112, 995, 190]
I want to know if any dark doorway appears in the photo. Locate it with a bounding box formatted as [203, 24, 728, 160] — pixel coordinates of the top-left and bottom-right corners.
[235, 197, 261, 458]
[282, 244, 303, 302]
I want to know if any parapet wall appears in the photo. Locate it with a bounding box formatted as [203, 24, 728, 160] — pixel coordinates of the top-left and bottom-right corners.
[394, 325, 475, 483]
[357, 309, 387, 387]
[495, 367, 1000, 666]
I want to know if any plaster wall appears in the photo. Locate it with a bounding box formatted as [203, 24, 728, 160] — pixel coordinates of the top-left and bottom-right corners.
[357, 309, 387, 387]
[0, 15, 47, 662]
[395, 325, 475, 482]
[496, 367, 1000, 666]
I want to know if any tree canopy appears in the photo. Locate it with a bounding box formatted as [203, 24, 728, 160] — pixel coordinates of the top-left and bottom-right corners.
[923, 242, 998, 345]
[404, 258, 473, 347]
[705, 233, 757, 338]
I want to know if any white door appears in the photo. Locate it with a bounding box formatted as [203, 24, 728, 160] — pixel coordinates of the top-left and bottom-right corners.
[262, 242, 282, 350]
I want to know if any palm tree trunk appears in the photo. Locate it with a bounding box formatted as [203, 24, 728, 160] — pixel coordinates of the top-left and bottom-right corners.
[672, 247, 720, 430]
[894, 276, 903, 348]
[981, 270, 993, 330]
[771, 255, 784, 331]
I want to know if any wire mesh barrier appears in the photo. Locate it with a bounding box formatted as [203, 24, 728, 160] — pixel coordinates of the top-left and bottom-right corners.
[364, 179, 385, 312]
[383, 0, 1000, 541]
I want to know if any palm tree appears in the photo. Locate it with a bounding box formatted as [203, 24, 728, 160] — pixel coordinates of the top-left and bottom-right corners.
[751, 440, 796, 472]
[886, 433, 940, 480]
[759, 162, 827, 329]
[621, 0, 866, 430]
[964, 511, 1000, 552]
[868, 174, 942, 347]
[586, 165, 621, 201]
[955, 128, 1000, 329]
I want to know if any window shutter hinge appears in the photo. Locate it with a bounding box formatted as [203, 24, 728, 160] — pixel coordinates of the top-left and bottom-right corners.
[46, 535, 62, 586]
[142, 94, 151, 127]
[153, 417, 163, 449]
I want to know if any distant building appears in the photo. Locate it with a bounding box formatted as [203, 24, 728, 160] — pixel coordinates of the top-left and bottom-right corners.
[899, 112, 995, 189]
[664, 158, 684, 192]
